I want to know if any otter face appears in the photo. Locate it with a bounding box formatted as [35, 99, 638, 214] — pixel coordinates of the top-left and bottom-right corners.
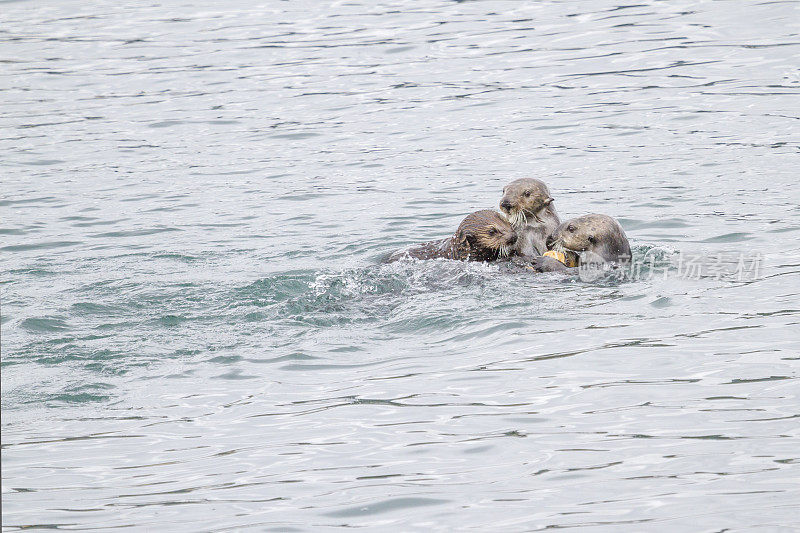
[547, 214, 632, 266]
[455, 210, 518, 261]
[499, 178, 554, 228]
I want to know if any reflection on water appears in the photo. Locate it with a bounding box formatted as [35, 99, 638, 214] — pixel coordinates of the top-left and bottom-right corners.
[2, 0, 799, 530]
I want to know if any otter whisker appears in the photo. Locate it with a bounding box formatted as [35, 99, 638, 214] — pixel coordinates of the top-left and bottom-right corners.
[552, 241, 577, 256]
[507, 210, 527, 229]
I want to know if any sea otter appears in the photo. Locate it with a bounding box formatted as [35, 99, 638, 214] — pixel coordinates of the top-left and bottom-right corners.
[384, 210, 517, 263]
[525, 214, 632, 272]
[499, 178, 561, 256]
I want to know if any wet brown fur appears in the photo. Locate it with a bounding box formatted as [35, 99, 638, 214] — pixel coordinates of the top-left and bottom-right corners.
[516, 214, 631, 273]
[499, 178, 561, 256]
[385, 210, 517, 263]
[548, 214, 632, 266]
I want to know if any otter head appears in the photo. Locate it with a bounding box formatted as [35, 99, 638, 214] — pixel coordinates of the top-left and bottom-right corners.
[454, 210, 518, 261]
[500, 178, 556, 229]
[546, 214, 632, 267]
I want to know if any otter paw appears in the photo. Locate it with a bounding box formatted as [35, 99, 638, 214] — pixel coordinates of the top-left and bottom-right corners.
[528, 255, 572, 272]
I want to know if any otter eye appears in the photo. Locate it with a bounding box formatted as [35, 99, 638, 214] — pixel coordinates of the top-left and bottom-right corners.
[567, 225, 575, 232]
[524, 191, 531, 197]
[489, 228, 498, 236]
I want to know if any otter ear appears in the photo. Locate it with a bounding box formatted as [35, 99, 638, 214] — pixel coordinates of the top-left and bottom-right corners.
[587, 235, 596, 244]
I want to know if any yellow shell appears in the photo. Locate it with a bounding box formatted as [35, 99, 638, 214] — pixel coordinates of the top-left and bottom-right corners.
[543, 250, 566, 264]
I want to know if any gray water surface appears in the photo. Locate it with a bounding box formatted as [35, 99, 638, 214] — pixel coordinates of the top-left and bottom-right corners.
[2, 0, 799, 531]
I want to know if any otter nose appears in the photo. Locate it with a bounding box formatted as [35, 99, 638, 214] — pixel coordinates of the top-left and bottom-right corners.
[546, 235, 555, 248]
[500, 199, 512, 211]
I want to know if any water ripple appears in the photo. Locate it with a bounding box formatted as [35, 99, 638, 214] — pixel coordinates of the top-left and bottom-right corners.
[2, 0, 799, 531]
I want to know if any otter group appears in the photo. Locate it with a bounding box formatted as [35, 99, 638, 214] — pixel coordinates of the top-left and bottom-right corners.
[384, 178, 631, 272]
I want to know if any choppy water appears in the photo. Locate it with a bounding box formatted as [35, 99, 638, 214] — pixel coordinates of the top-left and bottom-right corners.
[2, 0, 800, 530]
